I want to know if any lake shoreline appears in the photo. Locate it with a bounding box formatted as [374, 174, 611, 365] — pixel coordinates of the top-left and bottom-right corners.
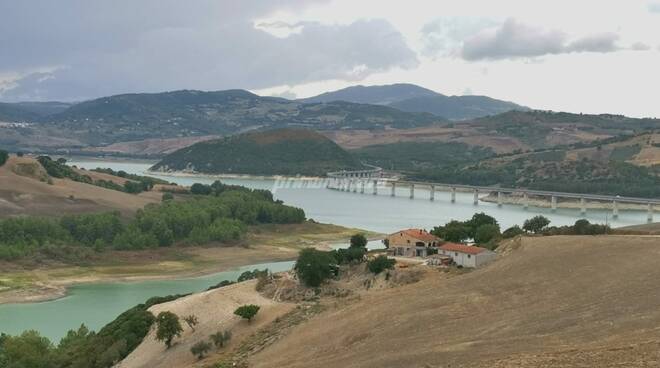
[0, 222, 379, 305]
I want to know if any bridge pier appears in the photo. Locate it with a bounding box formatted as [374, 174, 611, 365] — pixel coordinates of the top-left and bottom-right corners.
[373, 180, 378, 195]
[451, 187, 456, 203]
[612, 200, 619, 219]
[430, 185, 435, 201]
[551, 196, 557, 212]
[360, 180, 365, 194]
[391, 182, 396, 197]
[648, 203, 654, 223]
[497, 191, 502, 207]
[410, 184, 415, 199]
[580, 197, 587, 216]
[352, 180, 358, 193]
[473, 189, 479, 205]
[523, 192, 529, 210]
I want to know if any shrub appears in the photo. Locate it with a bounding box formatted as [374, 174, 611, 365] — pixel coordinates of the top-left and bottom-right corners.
[502, 225, 525, 239]
[162, 192, 174, 201]
[190, 340, 211, 360]
[332, 247, 366, 264]
[367, 255, 396, 274]
[190, 183, 213, 195]
[234, 304, 260, 323]
[210, 330, 232, 348]
[294, 248, 337, 287]
[0, 150, 8, 167]
[183, 315, 199, 332]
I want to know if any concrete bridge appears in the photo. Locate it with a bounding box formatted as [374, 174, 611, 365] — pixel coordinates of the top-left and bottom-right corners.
[326, 177, 660, 223]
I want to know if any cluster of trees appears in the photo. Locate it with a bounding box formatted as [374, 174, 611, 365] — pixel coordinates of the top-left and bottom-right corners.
[0, 186, 305, 260]
[431, 213, 501, 245]
[294, 234, 395, 287]
[0, 149, 7, 167]
[0, 294, 186, 368]
[36, 156, 154, 194]
[431, 214, 609, 250]
[92, 168, 171, 187]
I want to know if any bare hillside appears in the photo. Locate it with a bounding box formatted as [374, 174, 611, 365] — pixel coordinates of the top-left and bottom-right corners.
[0, 155, 159, 218]
[250, 236, 660, 368]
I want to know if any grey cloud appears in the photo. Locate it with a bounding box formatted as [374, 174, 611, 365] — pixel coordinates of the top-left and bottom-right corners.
[565, 33, 619, 53]
[462, 19, 565, 61]
[630, 42, 652, 51]
[460, 19, 622, 61]
[0, 1, 417, 101]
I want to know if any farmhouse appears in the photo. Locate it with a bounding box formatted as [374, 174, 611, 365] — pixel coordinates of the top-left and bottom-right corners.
[387, 228, 440, 257]
[439, 243, 496, 268]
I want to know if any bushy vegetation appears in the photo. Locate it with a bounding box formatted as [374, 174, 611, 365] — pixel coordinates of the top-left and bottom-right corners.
[523, 216, 551, 234]
[294, 248, 338, 287]
[349, 233, 368, 248]
[0, 149, 8, 167]
[234, 305, 260, 323]
[331, 247, 366, 264]
[36, 156, 155, 194]
[0, 294, 185, 368]
[0, 183, 305, 260]
[367, 255, 396, 274]
[92, 167, 171, 186]
[431, 213, 500, 243]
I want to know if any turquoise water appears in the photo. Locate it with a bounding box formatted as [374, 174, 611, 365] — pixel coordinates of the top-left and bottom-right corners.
[0, 158, 653, 341]
[0, 261, 293, 341]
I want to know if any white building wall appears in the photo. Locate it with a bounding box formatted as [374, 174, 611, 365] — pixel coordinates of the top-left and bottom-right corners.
[440, 249, 495, 268]
[475, 251, 497, 267]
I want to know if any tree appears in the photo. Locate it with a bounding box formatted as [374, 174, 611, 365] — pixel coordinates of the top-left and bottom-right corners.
[234, 304, 260, 323]
[183, 314, 199, 332]
[474, 224, 501, 244]
[349, 233, 367, 248]
[466, 213, 498, 238]
[162, 192, 174, 201]
[523, 216, 551, 234]
[190, 183, 212, 195]
[502, 225, 525, 239]
[210, 330, 232, 348]
[190, 340, 211, 360]
[0, 330, 55, 368]
[367, 255, 396, 274]
[431, 220, 470, 243]
[155, 311, 183, 349]
[294, 248, 337, 287]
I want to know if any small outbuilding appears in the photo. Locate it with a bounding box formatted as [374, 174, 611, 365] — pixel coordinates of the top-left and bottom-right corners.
[438, 243, 496, 268]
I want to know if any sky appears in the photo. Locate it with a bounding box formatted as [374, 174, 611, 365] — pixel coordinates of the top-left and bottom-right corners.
[1, 0, 660, 117]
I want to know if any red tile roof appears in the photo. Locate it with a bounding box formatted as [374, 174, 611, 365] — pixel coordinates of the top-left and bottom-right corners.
[439, 243, 488, 255]
[393, 228, 440, 242]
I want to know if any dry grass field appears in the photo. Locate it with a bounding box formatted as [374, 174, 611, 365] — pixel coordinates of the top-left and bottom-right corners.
[0, 155, 159, 218]
[248, 235, 660, 368]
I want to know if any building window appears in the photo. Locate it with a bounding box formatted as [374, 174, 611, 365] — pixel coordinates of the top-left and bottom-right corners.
[455, 252, 458, 256]
[467, 254, 471, 258]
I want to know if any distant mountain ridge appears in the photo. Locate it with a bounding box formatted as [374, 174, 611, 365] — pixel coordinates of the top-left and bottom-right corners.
[152, 128, 362, 176]
[301, 83, 529, 120]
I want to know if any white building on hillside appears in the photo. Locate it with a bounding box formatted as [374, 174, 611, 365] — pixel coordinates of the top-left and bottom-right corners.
[438, 243, 496, 268]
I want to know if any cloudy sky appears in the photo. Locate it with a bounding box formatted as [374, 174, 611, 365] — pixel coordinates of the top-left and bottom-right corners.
[2, 0, 660, 117]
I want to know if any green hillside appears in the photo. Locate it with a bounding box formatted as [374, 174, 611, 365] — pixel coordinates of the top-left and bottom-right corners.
[152, 128, 363, 176]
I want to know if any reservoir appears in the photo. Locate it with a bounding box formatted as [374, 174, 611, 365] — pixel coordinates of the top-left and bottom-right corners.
[0, 158, 652, 341]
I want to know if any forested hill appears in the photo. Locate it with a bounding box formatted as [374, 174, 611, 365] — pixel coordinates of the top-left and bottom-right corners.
[21, 89, 439, 147]
[152, 128, 363, 176]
